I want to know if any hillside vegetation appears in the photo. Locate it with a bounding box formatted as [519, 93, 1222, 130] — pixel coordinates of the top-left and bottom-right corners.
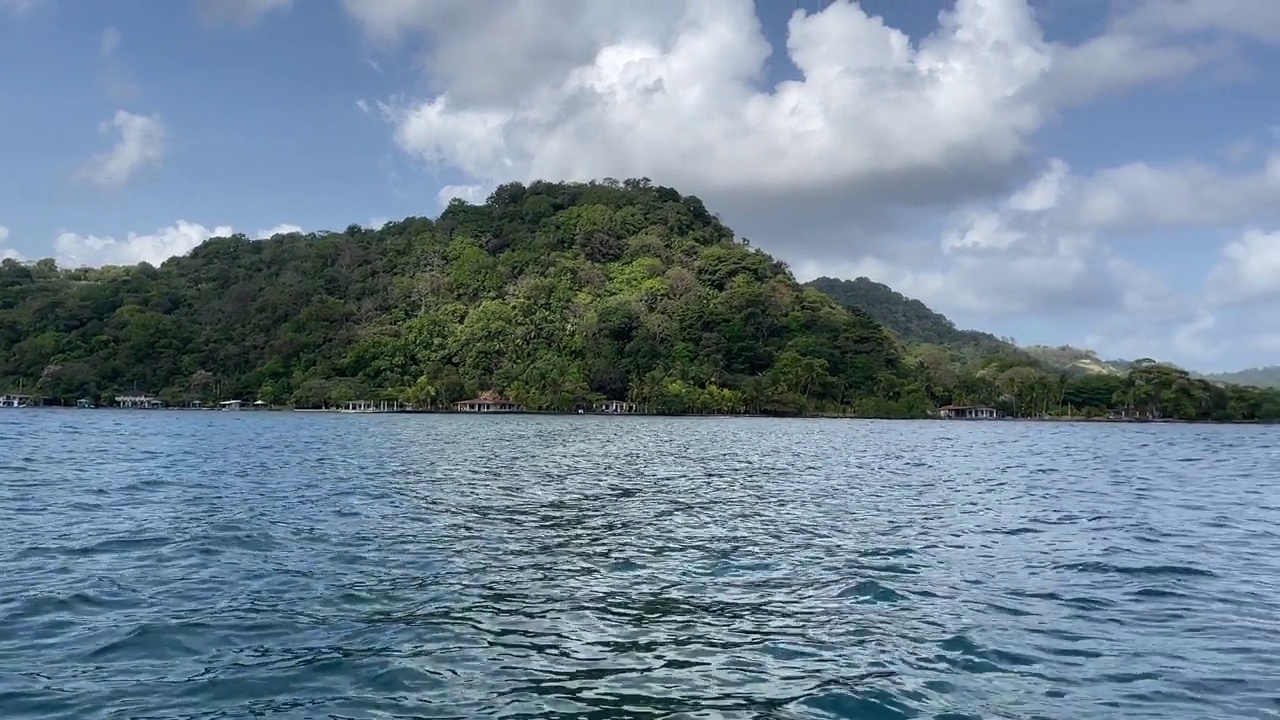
[803, 276, 1015, 358]
[3, 178, 1277, 421]
[804, 277, 1279, 421]
[1021, 345, 1126, 377]
[1, 179, 920, 416]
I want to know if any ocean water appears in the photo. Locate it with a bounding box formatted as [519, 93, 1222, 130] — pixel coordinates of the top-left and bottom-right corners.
[1, 411, 1278, 719]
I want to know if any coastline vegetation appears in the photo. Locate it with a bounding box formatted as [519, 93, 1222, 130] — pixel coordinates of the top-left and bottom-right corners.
[2, 178, 1277, 422]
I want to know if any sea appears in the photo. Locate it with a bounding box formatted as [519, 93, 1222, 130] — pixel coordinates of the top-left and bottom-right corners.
[1, 411, 1278, 719]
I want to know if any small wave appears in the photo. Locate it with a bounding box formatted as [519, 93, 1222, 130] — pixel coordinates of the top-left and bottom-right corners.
[1129, 587, 1191, 599]
[837, 579, 905, 604]
[68, 535, 173, 556]
[1054, 561, 1217, 578]
[85, 621, 211, 661]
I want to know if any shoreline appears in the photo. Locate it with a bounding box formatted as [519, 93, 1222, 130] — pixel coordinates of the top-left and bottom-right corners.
[7, 405, 1276, 425]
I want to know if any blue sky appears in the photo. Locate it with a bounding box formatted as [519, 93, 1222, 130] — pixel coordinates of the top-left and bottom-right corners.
[1, 0, 1278, 372]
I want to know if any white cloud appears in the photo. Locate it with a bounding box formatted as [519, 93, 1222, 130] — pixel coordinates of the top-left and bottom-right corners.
[100, 26, 121, 57]
[77, 110, 167, 188]
[195, 0, 295, 26]
[0, 0, 43, 15]
[54, 220, 233, 268]
[1114, 0, 1280, 44]
[354, 0, 1231, 256]
[1207, 230, 1280, 306]
[437, 184, 488, 206]
[0, 225, 18, 261]
[1070, 156, 1280, 231]
[256, 223, 303, 238]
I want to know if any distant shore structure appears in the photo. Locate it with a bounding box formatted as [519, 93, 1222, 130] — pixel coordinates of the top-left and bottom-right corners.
[595, 400, 637, 414]
[116, 392, 164, 409]
[937, 404, 1000, 419]
[1, 393, 39, 408]
[454, 392, 523, 413]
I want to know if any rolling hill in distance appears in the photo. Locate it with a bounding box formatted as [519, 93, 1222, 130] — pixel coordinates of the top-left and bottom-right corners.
[802, 276, 1137, 377]
[1201, 366, 1280, 388]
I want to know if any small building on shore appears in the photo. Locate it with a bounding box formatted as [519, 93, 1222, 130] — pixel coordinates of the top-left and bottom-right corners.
[116, 392, 164, 409]
[595, 399, 637, 414]
[219, 399, 243, 411]
[454, 392, 522, 413]
[1, 393, 40, 408]
[938, 404, 999, 419]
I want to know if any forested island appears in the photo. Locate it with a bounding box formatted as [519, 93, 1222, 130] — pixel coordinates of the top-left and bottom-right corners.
[2, 179, 1278, 421]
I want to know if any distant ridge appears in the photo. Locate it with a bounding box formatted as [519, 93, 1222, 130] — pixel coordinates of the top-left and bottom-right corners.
[802, 276, 1014, 356]
[1203, 366, 1280, 388]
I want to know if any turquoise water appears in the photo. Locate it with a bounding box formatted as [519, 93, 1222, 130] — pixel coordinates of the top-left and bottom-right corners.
[1, 411, 1278, 719]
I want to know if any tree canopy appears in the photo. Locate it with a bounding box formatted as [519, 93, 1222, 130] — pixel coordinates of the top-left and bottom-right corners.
[804, 278, 1280, 423]
[1, 179, 920, 416]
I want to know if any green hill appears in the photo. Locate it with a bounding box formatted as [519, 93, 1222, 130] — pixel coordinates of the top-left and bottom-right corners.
[1204, 366, 1280, 388]
[802, 276, 1014, 357]
[801, 276, 1277, 420]
[0, 179, 921, 416]
[803, 277, 1138, 377]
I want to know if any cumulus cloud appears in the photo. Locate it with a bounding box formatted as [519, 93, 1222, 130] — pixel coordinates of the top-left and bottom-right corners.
[256, 223, 303, 238]
[1070, 155, 1280, 231]
[54, 220, 232, 268]
[350, 0, 1235, 258]
[194, 0, 295, 26]
[77, 110, 167, 188]
[437, 184, 488, 206]
[836, 159, 1123, 318]
[1206, 230, 1280, 306]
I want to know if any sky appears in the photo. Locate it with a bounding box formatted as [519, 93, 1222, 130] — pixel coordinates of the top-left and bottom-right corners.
[0, 0, 1278, 373]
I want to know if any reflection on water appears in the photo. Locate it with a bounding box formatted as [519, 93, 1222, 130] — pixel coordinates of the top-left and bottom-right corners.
[1, 412, 1278, 718]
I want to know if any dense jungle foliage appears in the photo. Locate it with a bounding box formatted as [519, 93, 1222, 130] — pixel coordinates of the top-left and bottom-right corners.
[1, 179, 919, 415]
[803, 276, 1016, 358]
[2, 178, 1278, 421]
[803, 279, 1280, 422]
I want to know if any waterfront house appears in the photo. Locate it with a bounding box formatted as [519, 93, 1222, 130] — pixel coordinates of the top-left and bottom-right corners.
[1, 393, 39, 408]
[937, 404, 999, 419]
[219, 399, 243, 411]
[116, 392, 164, 409]
[595, 399, 636, 414]
[76, 398, 95, 409]
[454, 392, 523, 413]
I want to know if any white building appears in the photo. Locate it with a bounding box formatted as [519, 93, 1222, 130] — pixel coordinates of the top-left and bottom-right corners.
[937, 404, 999, 419]
[116, 393, 164, 409]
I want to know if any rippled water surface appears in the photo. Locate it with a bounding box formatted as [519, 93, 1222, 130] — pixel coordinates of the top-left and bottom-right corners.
[2, 411, 1279, 719]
